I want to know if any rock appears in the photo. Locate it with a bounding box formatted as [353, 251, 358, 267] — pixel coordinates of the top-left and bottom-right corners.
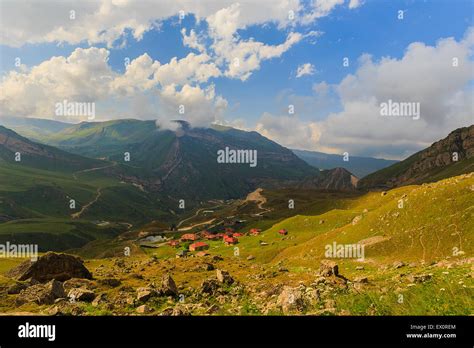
[408, 274, 432, 283]
[159, 274, 178, 296]
[381, 191, 387, 196]
[172, 305, 191, 316]
[200, 279, 220, 295]
[206, 304, 220, 314]
[319, 260, 339, 277]
[136, 305, 152, 314]
[194, 263, 214, 271]
[277, 286, 305, 314]
[68, 288, 95, 302]
[246, 255, 255, 260]
[216, 269, 234, 285]
[92, 293, 107, 307]
[351, 215, 362, 225]
[136, 287, 155, 302]
[97, 278, 121, 288]
[7, 282, 28, 294]
[16, 279, 65, 306]
[355, 266, 364, 270]
[319, 220, 325, 224]
[212, 255, 224, 262]
[63, 278, 94, 293]
[354, 276, 369, 283]
[6, 252, 92, 283]
[393, 261, 405, 269]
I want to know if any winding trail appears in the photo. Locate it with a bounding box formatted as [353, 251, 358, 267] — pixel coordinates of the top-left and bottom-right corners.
[71, 188, 102, 219]
[245, 188, 272, 216]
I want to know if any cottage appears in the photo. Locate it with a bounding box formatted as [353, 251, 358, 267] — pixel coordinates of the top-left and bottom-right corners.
[189, 242, 210, 252]
[249, 228, 261, 236]
[223, 235, 238, 245]
[278, 229, 288, 235]
[181, 233, 199, 242]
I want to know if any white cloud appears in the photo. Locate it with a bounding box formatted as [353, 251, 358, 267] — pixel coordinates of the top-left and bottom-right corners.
[257, 28, 474, 159]
[296, 63, 316, 78]
[348, 0, 364, 9]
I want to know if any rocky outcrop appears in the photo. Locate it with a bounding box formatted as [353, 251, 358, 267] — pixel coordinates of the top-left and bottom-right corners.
[15, 280, 65, 306]
[298, 167, 358, 191]
[6, 252, 92, 283]
[359, 125, 474, 188]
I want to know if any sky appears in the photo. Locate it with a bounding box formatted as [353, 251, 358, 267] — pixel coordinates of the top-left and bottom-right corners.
[0, 0, 473, 160]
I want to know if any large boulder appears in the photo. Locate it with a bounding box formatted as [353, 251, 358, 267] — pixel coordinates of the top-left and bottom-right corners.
[159, 274, 178, 296]
[68, 288, 96, 302]
[216, 269, 234, 285]
[15, 279, 65, 306]
[277, 286, 306, 314]
[319, 260, 339, 277]
[6, 252, 92, 283]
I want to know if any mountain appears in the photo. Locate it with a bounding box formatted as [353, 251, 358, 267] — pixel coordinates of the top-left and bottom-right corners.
[298, 167, 358, 191]
[3, 118, 323, 201]
[0, 125, 104, 172]
[358, 125, 474, 189]
[292, 149, 398, 178]
[0, 116, 72, 142]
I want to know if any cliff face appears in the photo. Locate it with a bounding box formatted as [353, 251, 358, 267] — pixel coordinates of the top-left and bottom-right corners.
[299, 167, 359, 191]
[358, 125, 474, 189]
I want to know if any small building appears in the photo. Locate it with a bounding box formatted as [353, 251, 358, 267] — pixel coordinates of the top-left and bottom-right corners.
[233, 232, 244, 238]
[206, 234, 221, 240]
[189, 241, 210, 252]
[181, 233, 199, 242]
[278, 229, 288, 235]
[223, 235, 238, 245]
[168, 240, 180, 247]
[249, 228, 261, 236]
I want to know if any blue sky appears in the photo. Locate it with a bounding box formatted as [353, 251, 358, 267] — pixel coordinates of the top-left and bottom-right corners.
[0, 0, 473, 159]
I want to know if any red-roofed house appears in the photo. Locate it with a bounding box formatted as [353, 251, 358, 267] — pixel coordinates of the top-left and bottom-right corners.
[189, 241, 209, 252]
[223, 235, 238, 245]
[181, 233, 199, 242]
[249, 228, 261, 236]
[233, 233, 244, 238]
[278, 229, 288, 235]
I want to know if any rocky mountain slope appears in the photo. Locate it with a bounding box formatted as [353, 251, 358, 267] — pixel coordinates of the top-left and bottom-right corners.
[358, 125, 474, 189]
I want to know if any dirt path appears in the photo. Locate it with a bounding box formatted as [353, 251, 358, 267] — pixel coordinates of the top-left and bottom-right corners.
[71, 188, 102, 219]
[178, 218, 216, 231]
[245, 188, 272, 216]
[72, 162, 117, 180]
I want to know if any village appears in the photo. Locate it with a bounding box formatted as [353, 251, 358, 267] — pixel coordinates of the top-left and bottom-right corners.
[166, 227, 289, 258]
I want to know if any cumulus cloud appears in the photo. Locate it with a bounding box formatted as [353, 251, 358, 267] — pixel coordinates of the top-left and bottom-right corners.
[0, 0, 353, 48]
[296, 63, 316, 78]
[256, 28, 474, 159]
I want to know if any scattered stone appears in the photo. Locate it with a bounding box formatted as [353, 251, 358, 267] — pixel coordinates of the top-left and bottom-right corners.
[319, 220, 325, 224]
[16, 279, 65, 306]
[136, 305, 152, 314]
[136, 287, 155, 302]
[200, 279, 220, 295]
[92, 293, 107, 307]
[159, 274, 178, 296]
[354, 276, 369, 284]
[355, 266, 364, 270]
[97, 278, 121, 288]
[68, 288, 95, 302]
[246, 255, 255, 260]
[63, 278, 94, 293]
[206, 304, 220, 314]
[277, 286, 305, 314]
[6, 252, 92, 283]
[212, 255, 224, 262]
[319, 260, 339, 277]
[381, 191, 387, 196]
[392, 261, 405, 269]
[408, 274, 432, 283]
[216, 269, 234, 285]
[7, 282, 28, 294]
